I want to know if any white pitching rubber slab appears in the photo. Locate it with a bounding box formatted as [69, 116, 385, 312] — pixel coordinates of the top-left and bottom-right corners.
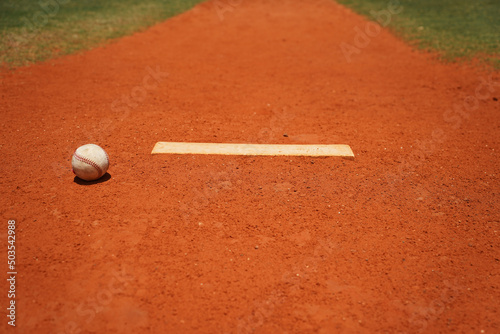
[151, 142, 354, 158]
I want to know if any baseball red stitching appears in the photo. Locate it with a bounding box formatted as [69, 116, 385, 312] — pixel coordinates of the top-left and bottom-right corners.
[73, 151, 103, 177]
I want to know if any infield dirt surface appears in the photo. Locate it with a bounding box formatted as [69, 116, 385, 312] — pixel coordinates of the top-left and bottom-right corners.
[1, 0, 499, 333]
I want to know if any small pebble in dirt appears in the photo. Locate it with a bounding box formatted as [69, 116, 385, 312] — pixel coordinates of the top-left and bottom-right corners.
[283, 133, 288, 137]
[255, 246, 259, 249]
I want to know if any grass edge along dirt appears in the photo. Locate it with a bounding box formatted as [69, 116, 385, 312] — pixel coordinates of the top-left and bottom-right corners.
[1, 0, 499, 69]
[335, 0, 500, 69]
[0, 0, 205, 69]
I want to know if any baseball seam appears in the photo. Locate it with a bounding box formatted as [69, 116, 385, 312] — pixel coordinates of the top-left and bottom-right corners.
[73, 151, 104, 177]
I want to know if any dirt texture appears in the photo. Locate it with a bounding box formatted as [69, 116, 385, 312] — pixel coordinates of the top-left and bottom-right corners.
[1, 0, 499, 333]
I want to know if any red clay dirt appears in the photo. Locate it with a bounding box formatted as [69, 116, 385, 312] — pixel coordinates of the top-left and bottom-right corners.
[1, 0, 499, 333]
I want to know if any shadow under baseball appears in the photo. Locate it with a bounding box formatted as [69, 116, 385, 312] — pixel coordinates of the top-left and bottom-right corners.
[73, 172, 111, 185]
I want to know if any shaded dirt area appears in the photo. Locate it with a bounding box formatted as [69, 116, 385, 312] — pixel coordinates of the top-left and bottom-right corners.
[1, 0, 499, 332]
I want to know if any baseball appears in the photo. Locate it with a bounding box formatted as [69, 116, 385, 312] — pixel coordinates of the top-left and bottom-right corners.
[71, 144, 110, 181]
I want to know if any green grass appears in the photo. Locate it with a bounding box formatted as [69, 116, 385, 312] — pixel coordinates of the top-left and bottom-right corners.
[0, 0, 205, 68]
[335, 0, 500, 68]
[2, 1, 499, 69]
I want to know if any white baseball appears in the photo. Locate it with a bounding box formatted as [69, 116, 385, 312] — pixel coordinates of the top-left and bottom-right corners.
[71, 144, 110, 181]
